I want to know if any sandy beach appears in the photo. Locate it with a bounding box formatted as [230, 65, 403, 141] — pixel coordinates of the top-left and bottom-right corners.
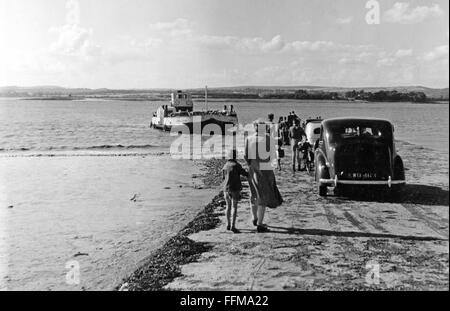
[0, 154, 216, 290]
[120, 141, 449, 291]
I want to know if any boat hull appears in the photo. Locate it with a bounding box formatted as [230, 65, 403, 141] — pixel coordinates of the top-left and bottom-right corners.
[151, 115, 238, 135]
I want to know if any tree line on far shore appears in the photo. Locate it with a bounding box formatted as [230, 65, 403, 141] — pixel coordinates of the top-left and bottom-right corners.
[342, 89, 427, 103]
[2, 86, 448, 103]
[196, 89, 433, 103]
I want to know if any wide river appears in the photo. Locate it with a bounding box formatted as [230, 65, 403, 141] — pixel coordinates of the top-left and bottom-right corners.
[0, 98, 448, 290]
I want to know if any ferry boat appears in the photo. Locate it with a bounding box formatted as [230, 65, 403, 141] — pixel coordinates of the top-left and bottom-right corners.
[150, 88, 238, 134]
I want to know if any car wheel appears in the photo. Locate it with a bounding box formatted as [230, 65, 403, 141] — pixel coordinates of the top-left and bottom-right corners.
[318, 184, 327, 197]
[334, 185, 343, 196]
[394, 159, 406, 181]
[391, 161, 405, 201]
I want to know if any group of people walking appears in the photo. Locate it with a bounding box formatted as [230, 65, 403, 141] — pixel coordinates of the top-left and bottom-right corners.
[272, 111, 308, 173]
[221, 112, 309, 234]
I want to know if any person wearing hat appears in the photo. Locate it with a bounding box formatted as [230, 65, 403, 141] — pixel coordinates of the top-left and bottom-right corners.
[245, 120, 283, 232]
[292, 111, 299, 124]
[287, 112, 294, 127]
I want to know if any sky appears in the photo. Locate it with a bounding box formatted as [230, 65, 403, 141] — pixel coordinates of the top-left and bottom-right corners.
[0, 0, 448, 89]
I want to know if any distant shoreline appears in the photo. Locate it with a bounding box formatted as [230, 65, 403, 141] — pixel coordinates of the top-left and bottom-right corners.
[5, 96, 449, 104]
[1, 85, 448, 103]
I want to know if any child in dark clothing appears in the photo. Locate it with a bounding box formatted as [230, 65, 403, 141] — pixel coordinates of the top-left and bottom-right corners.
[222, 149, 248, 233]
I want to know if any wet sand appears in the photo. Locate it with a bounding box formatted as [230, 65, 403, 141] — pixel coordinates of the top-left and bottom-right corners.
[0, 154, 216, 290]
[122, 141, 448, 291]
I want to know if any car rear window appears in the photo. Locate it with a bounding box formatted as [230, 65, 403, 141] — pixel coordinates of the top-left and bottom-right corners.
[327, 123, 392, 143]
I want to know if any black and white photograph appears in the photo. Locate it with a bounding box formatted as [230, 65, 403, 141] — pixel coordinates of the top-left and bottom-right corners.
[0, 0, 448, 296]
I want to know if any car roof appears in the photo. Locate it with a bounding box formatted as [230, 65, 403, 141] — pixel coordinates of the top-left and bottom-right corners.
[305, 119, 323, 124]
[305, 121, 322, 128]
[322, 117, 393, 127]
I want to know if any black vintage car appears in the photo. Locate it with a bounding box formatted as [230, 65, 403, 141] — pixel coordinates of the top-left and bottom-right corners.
[314, 117, 406, 197]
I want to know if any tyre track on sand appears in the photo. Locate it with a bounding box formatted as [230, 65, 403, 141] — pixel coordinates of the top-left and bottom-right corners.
[403, 204, 449, 239]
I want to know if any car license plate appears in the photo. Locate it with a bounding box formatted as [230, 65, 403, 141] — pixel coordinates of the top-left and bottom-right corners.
[347, 172, 377, 179]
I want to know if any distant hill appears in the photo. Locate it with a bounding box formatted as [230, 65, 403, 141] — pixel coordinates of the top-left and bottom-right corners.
[1, 85, 448, 101]
[0, 86, 112, 95]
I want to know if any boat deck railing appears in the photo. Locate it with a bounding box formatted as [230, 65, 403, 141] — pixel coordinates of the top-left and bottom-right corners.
[168, 110, 237, 117]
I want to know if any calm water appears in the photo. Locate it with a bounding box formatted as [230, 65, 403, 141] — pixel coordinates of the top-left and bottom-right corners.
[0, 98, 448, 290]
[0, 99, 448, 153]
[223, 99, 448, 153]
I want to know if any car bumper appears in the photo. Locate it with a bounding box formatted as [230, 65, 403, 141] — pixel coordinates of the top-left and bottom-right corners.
[319, 176, 405, 188]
